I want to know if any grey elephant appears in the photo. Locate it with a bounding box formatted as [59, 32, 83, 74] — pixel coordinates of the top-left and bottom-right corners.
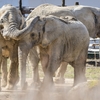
[0, 34, 10, 90]
[18, 3, 100, 87]
[0, 31, 40, 90]
[0, 5, 44, 90]
[1, 15, 90, 89]
[0, 4, 40, 90]
[0, 4, 25, 90]
[0, 5, 17, 90]
[25, 3, 100, 83]
[27, 3, 100, 38]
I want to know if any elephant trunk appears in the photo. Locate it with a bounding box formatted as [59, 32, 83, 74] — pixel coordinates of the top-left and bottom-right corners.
[2, 16, 39, 40]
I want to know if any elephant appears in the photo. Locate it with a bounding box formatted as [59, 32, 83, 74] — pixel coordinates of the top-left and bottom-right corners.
[1, 15, 90, 89]
[0, 4, 41, 90]
[25, 3, 100, 83]
[0, 4, 24, 90]
[0, 31, 40, 90]
[0, 4, 40, 89]
[0, 5, 14, 90]
[26, 3, 100, 38]
[11, 15, 89, 89]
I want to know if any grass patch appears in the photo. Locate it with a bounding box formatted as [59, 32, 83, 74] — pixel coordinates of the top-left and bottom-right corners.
[86, 67, 100, 80]
[26, 63, 100, 80]
[64, 64, 100, 80]
[6, 58, 100, 80]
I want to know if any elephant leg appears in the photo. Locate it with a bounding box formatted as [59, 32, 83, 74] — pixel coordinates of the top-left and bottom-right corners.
[71, 50, 87, 86]
[6, 42, 19, 90]
[0, 48, 2, 91]
[73, 62, 87, 86]
[41, 56, 61, 91]
[18, 46, 29, 90]
[1, 56, 8, 87]
[28, 47, 40, 87]
[55, 62, 68, 83]
[40, 53, 49, 74]
[41, 45, 63, 91]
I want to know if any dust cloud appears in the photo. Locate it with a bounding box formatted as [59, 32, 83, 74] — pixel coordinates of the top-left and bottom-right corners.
[0, 78, 100, 100]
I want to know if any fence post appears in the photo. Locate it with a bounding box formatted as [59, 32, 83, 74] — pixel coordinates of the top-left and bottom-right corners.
[75, 2, 79, 5]
[19, 0, 25, 16]
[62, 0, 65, 6]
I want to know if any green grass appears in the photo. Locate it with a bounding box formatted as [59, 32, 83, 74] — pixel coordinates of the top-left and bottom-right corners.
[86, 67, 100, 80]
[64, 64, 100, 80]
[64, 65, 74, 78]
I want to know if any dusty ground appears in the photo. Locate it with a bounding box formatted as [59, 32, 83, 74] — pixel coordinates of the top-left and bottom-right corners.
[0, 79, 100, 100]
[0, 79, 73, 100]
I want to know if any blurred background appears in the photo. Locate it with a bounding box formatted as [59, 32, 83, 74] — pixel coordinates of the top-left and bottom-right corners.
[0, 0, 100, 8]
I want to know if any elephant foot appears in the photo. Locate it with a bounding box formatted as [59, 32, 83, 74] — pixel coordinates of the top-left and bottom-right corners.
[4, 84, 17, 90]
[21, 82, 28, 90]
[1, 79, 7, 87]
[29, 81, 41, 90]
[4, 76, 19, 90]
[55, 78, 65, 84]
[40, 82, 55, 92]
[73, 77, 87, 86]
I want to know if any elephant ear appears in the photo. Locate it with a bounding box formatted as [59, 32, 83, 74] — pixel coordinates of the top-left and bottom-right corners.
[41, 16, 64, 47]
[91, 8, 100, 37]
[91, 7, 100, 24]
[91, 7, 100, 16]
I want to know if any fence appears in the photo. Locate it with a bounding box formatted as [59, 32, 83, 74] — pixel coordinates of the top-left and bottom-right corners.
[88, 38, 100, 67]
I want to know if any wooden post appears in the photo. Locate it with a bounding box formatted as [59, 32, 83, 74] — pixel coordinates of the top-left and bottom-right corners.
[62, 0, 65, 6]
[19, 0, 23, 15]
[75, 2, 79, 5]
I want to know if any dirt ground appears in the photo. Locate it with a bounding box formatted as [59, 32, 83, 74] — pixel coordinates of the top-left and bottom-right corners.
[0, 79, 73, 100]
[0, 79, 100, 100]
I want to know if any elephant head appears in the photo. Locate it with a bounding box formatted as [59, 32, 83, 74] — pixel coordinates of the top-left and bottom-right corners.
[0, 5, 40, 40]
